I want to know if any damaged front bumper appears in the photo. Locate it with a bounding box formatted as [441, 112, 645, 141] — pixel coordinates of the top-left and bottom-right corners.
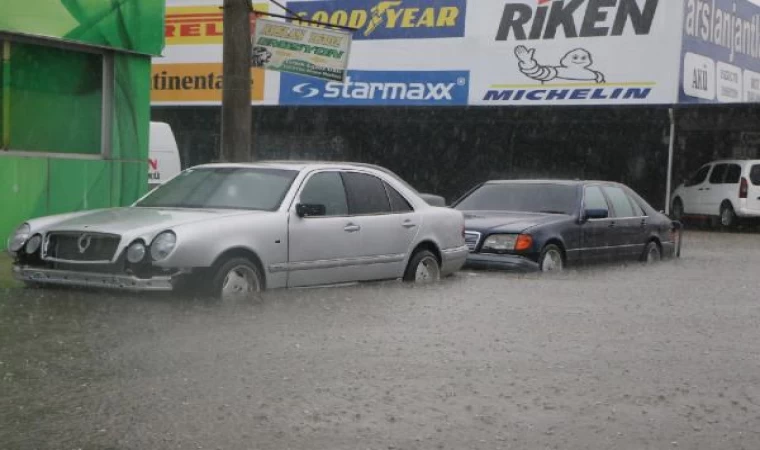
[12, 265, 176, 292]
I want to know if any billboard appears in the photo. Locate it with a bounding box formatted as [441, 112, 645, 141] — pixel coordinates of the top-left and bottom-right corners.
[469, 0, 684, 106]
[152, 0, 706, 108]
[680, 0, 760, 103]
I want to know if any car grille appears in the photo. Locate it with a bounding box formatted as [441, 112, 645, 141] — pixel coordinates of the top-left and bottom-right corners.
[44, 232, 121, 262]
[464, 231, 481, 252]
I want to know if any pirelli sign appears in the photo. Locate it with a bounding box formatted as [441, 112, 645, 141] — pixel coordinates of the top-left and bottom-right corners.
[165, 4, 269, 45]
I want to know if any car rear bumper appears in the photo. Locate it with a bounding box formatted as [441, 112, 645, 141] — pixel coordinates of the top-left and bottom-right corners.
[441, 245, 469, 275]
[13, 265, 175, 292]
[735, 206, 760, 218]
[463, 253, 540, 273]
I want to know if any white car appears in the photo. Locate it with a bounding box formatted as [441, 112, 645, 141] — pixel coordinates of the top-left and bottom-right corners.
[8, 161, 468, 300]
[671, 159, 760, 227]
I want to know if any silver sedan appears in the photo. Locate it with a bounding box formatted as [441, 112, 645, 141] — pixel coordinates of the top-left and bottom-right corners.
[8, 161, 468, 300]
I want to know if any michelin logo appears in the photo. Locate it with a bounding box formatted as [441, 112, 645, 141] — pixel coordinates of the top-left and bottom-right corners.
[280, 70, 469, 105]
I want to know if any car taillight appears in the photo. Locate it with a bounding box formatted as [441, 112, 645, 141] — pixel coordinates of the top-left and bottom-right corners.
[740, 177, 749, 199]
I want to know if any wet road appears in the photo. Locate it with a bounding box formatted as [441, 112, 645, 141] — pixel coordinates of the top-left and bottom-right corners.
[2, 231, 760, 450]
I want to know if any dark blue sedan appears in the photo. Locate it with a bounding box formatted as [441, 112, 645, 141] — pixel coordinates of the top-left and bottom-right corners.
[453, 180, 682, 272]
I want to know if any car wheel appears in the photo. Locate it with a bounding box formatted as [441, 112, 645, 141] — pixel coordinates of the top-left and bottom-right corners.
[539, 244, 564, 272]
[720, 203, 737, 228]
[671, 198, 684, 221]
[211, 257, 263, 302]
[642, 241, 661, 264]
[403, 250, 440, 284]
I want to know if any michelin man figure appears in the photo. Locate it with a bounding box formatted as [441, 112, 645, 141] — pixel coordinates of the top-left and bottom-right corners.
[514, 46, 605, 84]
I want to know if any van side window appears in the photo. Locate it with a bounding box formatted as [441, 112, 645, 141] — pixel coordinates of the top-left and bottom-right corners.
[686, 165, 710, 187]
[709, 164, 727, 184]
[724, 164, 742, 184]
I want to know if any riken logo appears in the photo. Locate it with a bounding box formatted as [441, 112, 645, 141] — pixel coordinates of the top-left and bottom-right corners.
[496, 0, 660, 41]
[280, 71, 469, 105]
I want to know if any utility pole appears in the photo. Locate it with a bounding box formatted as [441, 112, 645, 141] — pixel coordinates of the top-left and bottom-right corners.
[221, 0, 253, 162]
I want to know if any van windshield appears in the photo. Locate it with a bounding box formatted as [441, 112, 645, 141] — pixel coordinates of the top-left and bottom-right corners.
[751, 165, 760, 186]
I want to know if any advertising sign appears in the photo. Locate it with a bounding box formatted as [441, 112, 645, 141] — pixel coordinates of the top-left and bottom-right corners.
[152, 63, 266, 103]
[680, 0, 760, 103]
[165, 4, 268, 45]
[252, 18, 352, 82]
[286, 0, 467, 40]
[279, 70, 469, 105]
[468, 0, 684, 106]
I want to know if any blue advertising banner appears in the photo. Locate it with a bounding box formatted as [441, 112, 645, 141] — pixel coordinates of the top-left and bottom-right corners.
[286, 0, 467, 40]
[681, 0, 760, 103]
[279, 70, 470, 105]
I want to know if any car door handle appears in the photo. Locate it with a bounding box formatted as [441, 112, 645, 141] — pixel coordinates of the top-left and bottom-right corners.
[344, 224, 361, 233]
[608, 222, 616, 228]
[402, 220, 417, 228]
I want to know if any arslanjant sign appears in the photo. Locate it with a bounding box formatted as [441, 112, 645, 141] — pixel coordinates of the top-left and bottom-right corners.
[152, 0, 760, 107]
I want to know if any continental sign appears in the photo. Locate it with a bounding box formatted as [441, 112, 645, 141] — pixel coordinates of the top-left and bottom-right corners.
[151, 63, 265, 103]
[165, 4, 268, 45]
[287, 0, 466, 40]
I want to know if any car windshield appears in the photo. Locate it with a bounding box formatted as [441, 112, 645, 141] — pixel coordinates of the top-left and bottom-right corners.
[455, 183, 579, 215]
[135, 167, 299, 210]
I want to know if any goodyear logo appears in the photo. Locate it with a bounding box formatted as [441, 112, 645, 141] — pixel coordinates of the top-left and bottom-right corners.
[287, 0, 466, 40]
[165, 4, 268, 45]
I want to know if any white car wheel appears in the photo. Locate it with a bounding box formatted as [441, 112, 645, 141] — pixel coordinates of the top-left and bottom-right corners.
[212, 257, 263, 301]
[404, 250, 441, 284]
[539, 245, 564, 272]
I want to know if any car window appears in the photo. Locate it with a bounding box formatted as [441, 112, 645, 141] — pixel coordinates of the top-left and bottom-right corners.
[299, 171, 348, 217]
[686, 165, 710, 186]
[724, 164, 741, 184]
[455, 183, 579, 215]
[342, 172, 392, 215]
[136, 168, 298, 211]
[626, 194, 645, 216]
[751, 165, 760, 185]
[384, 182, 413, 213]
[709, 164, 727, 184]
[583, 186, 609, 211]
[603, 186, 636, 218]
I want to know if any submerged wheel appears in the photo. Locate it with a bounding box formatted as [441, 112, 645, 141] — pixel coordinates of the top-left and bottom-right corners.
[671, 198, 684, 221]
[403, 250, 441, 284]
[720, 203, 737, 228]
[539, 244, 564, 272]
[211, 257, 263, 302]
[642, 241, 661, 264]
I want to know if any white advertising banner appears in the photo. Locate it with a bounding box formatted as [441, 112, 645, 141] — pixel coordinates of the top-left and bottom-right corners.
[468, 0, 684, 106]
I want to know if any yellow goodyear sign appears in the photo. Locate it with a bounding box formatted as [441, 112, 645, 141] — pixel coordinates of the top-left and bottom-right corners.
[165, 4, 269, 45]
[151, 63, 266, 103]
[287, 0, 466, 40]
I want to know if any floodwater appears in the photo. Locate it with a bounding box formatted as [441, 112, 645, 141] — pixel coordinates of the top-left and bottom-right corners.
[1, 231, 759, 450]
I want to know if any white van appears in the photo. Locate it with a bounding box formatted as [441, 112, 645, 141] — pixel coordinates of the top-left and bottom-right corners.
[148, 122, 181, 189]
[671, 159, 760, 227]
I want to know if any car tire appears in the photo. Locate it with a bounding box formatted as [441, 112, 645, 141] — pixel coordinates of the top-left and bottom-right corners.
[403, 250, 441, 284]
[671, 198, 684, 221]
[641, 241, 661, 264]
[719, 203, 737, 229]
[210, 257, 263, 302]
[539, 244, 564, 272]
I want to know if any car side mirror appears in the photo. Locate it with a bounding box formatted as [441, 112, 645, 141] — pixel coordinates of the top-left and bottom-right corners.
[419, 193, 446, 207]
[296, 203, 326, 218]
[584, 208, 609, 220]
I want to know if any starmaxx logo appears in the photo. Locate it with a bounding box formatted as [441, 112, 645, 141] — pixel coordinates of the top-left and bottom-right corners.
[279, 71, 469, 106]
[287, 0, 466, 40]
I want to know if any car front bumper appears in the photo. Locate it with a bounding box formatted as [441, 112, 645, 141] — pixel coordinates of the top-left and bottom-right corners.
[463, 253, 540, 273]
[13, 265, 175, 292]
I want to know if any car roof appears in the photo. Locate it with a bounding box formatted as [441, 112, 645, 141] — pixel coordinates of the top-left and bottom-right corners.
[702, 159, 760, 165]
[190, 160, 390, 172]
[484, 179, 621, 187]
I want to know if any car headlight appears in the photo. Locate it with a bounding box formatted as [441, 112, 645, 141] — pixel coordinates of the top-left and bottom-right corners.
[126, 241, 147, 263]
[25, 234, 42, 255]
[482, 234, 519, 253]
[481, 234, 534, 253]
[8, 223, 31, 252]
[150, 231, 176, 261]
